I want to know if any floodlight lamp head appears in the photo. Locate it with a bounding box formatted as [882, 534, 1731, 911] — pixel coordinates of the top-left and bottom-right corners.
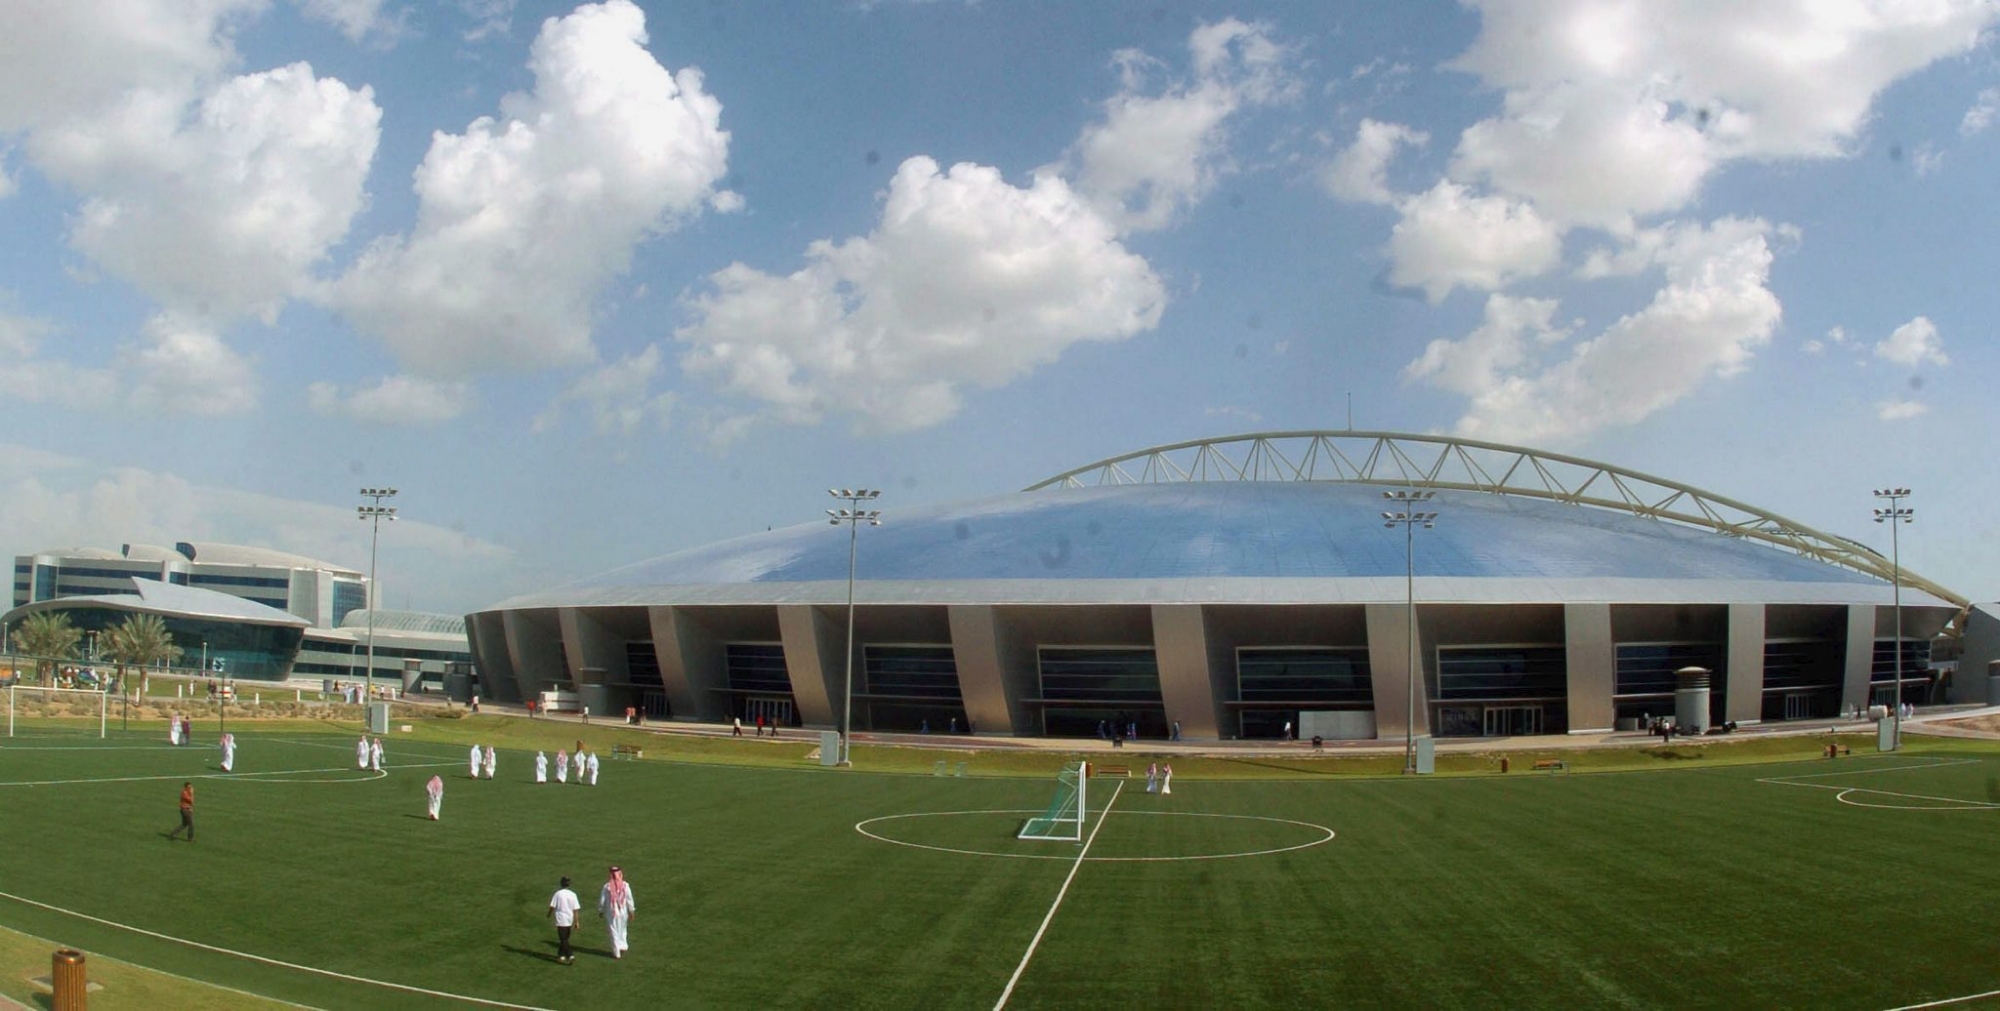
[862, 489, 880, 499]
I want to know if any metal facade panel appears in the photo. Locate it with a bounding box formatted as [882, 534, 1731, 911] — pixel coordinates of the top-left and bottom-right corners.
[777, 605, 842, 729]
[1726, 604, 1766, 724]
[1150, 605, 1221, 740]
[1564, 604, 1614, 733]
[1365, 603, 1424, 740]
[947, 606, 1020, 735]
[1842, 604, 1876, 712]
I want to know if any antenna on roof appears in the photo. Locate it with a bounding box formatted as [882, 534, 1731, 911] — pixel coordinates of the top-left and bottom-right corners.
[1346, 392, 1353, 431]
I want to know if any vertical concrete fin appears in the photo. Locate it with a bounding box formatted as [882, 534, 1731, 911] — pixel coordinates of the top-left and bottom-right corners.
[1726, 603, 1766, 724]
[1564, 604, 1614, 733]
[948, 606, 1020, 735]
[1365, 603, 1424, 740]
[778, 604, 842, 728]
[1842, 604, 1876, 712]
[1151, 605, 1222, 739]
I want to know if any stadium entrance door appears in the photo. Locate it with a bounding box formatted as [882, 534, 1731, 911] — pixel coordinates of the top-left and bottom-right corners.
[1482, 705, 1543, 737]
[744, 696, 793, 728]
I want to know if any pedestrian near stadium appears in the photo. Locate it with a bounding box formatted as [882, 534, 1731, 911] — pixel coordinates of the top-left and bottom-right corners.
[169, 782, 194, 841]
[548, 877, 581, 964]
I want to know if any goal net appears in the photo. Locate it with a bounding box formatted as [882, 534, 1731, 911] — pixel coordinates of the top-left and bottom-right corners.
[1018, 761, 1088, 841]
[7, 685, 109, 738]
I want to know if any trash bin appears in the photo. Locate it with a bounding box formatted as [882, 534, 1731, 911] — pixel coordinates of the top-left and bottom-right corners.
[52, 948, 86, 1011]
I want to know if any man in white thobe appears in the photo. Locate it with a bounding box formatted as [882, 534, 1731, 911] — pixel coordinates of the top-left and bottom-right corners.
[534, 751, 548, 783]
[370, 737, 384, 772]
[483, 745, 497, 780]
[170, 715, 182, 746]
[1160, 763, 1173, 795]
[425, 775, 444, 820]
[219, 733, 235, 773]
[555, 750, 569, 783]
[356, 735, 369, 770]
[572, 749, 586, 782]
[470, 743, 483, 778]
[586, 751, 600, 785]
[598, 866, 636, 958]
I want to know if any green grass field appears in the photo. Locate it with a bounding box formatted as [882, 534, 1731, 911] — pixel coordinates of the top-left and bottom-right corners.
[4, 715, 2000, 1010]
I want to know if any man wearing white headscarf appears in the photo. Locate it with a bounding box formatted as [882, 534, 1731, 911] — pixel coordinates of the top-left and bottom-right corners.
[219, 732, 235, 773]
[425, 775, 444, 820]
[572, 749, 586, 783]
[535, 751, 548, 783]
[470, 743, 483, 778]
[370, 737, 384, 772]
[555, 749, 569, 784]
[586, 750, 600, 786]
[598, 865, 636, 958]
[356, 734, 369, 770]
[483, 745, 497, 780]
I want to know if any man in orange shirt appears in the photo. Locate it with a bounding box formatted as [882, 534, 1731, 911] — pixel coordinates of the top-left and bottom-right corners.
[169, 782, 194, 841]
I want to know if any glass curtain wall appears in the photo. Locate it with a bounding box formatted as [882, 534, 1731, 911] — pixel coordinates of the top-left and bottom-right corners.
[861, 645, 966, 733]
[1038, 647, 1165, 738]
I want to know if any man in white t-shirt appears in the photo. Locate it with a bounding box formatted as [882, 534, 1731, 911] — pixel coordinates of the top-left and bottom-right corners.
[548, 877, 582, 964]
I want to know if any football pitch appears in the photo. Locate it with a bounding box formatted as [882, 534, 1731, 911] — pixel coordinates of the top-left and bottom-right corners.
[5, 720, 2000, 1010]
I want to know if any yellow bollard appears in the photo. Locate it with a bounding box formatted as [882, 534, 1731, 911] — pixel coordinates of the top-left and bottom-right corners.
[51, 948, 86, 1010]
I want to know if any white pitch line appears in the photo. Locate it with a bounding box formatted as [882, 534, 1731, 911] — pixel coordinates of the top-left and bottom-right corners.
[1758, 759, 1978, 784]
[0, 888, 559, 1011]
[1883, 986, 2000, 1010]
[993, 780, 1123, 1011]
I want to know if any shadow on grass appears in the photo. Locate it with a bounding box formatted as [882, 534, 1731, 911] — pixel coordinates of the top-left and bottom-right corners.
[503, 944, 563, 964]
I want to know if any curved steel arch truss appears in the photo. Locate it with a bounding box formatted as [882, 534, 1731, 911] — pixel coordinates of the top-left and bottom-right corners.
[1026, 430, 1967, 616]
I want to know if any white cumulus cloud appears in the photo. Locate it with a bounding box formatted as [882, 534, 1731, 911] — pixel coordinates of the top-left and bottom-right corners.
[0, 0, 262, 134]
[296, 0, 408, 44]
[1386, 181, 1564, 301]
[677, 156, 1166, 434]
[117, 313, 258, 415]
[1065, 18, 1294, 232]
[532, 345, 675, 435]
[1963, 87, 2000, 135]
[1412, 217, 1784, 444]
[1875, 316, 1948, 367]
[308, 375, 475, 424]
[1322, 119, 1428, 205]
[334, 0, 735, 377]
[1877, 398, 1929, 421]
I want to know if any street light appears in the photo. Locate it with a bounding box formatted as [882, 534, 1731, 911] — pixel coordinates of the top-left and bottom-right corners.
[358, 487, 398, 714]
[1873, 487, 1913, 751]
[827, 489, 881, 766]
[1383, 490, 1438, 774]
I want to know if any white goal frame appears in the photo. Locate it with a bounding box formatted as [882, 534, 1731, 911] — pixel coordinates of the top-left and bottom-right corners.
[6, 684, 109, 738]
[1018, 760, 1089, 841]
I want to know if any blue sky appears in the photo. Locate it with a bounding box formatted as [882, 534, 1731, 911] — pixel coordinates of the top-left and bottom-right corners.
[0, 0, 1994, 615]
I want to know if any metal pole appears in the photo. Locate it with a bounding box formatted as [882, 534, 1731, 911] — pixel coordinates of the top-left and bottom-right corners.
[1405, 512, 1416, 774]
[366, 506, 380, 710]
[842, 513, 859, 765]
[1891, 504, 1902, 749]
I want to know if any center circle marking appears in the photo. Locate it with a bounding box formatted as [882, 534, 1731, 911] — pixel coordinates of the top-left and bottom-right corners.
[855, 808, 1335, 862]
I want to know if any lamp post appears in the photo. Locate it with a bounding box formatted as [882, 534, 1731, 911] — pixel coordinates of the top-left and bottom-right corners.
[358, 487, 398, 713]
[827, 489, 881, 766]
[1383, 490, 1438, 774]
[1873, 488, 1913, 751]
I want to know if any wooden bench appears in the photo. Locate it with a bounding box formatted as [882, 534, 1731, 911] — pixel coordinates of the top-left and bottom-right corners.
[1093, 765, 1131, 778]
[611, 743, 643, 760]
[1531, 759, 1567, 773]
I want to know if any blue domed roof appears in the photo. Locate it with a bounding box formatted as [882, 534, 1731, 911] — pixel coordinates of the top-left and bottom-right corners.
[545, 483, 1884, 601]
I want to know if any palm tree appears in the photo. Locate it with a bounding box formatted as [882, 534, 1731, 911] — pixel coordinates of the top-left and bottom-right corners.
[100, 614, 182, 698]
[11, 611, 82, 684]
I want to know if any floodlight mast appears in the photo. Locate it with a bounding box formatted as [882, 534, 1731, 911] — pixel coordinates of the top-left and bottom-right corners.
[827, 489, 882, 766]
[358, 487, 398, 715]
[1382, 490, 1438, 774]
[1872, 487, 1913, 751]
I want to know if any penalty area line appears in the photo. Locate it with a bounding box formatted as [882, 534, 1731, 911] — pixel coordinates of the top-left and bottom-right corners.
[0, 888, 557, 1011]
[993, 779, 1123, 1011]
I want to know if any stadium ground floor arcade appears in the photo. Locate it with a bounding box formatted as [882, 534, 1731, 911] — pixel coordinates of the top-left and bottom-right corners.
[464, 600, 1955, 742]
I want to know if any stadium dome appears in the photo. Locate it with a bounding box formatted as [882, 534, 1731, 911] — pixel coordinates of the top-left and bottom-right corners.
[467, 432, 1965, 742]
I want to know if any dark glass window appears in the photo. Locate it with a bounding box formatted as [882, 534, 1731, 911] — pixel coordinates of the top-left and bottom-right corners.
[189, 573, 292, 589]
[1871, 639, 1930, 684]
[864, 645, 961, 699]
[33, 566, 56, 600]
[1039, 648, 1161, 702]
[625, 641, 663, 687]
[332, 580, 367, 627]
[725, 643, 790, 694]
[1763, 640, 1842, 692]
[1434, 647, 1566, 701]
[1236, 648, 1373, 705]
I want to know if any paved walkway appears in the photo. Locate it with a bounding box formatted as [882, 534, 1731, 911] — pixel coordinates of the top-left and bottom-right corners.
[448, 698, 2000, 757]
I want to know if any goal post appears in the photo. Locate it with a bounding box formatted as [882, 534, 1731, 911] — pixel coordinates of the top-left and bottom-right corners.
[6, 684, 110, 739]
[1018, 760, 1089, 841]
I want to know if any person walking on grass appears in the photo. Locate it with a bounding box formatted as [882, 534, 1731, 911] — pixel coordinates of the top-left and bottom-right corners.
[470, 742, 483, 778]
[370, 736, 385, 772]
[1160, 763, 1173, 795]
[548, 877, 581, 965]
[535, 751, 548, 783]
[425, 774, 444, 820]
[598, 865, 636, 959]
[219, 732, 235, 773]
[555, 749, 569, 784]
[483, 744, 497, 780]
[168, 781, 195, 840]
[356, 734, 369, 770]
[586, 750, 600, 786]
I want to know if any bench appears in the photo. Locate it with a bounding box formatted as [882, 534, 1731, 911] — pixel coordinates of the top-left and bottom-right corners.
[611, 744, 643, 760]
[1093, 765, 1131, 778]
[1532, 759, 1567, 773]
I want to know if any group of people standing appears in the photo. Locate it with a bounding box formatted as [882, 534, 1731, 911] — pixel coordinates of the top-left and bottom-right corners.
[547, 866, 637, 964]
[536, 746, 600, 785]
[355, 735, 385, 772]
[469, 743, 498, 779]
[1145, 762, 1174, 794]
[167, 713, 195, 746]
